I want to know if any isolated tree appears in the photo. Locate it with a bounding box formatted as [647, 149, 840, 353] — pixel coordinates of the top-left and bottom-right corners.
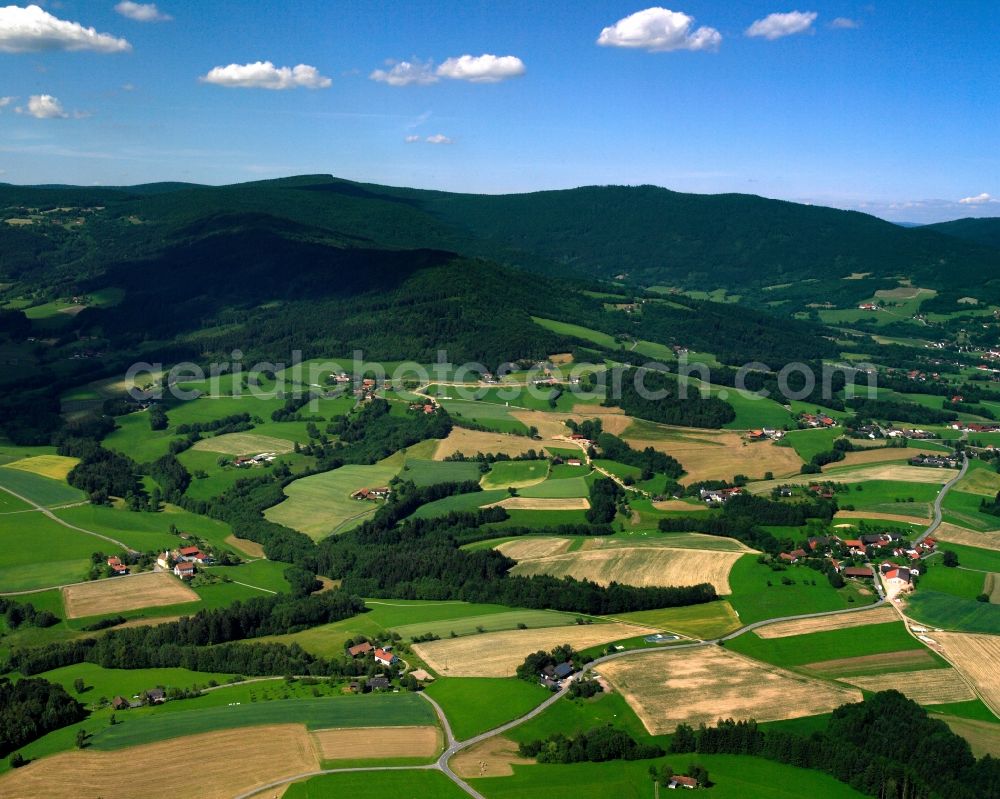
[943, 550, 959, 567]
[75, 729, 87, 749]
[73, 678, 85, 694]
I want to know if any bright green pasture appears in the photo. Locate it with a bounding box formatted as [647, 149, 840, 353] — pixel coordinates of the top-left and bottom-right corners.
[35, 663, 237, 706]
[783, 428, 841, 461]
[425, 678, 550, 740]
[286, 771, 467, 799]
[265, 463, 401, 539]
[0, 466, 84, 506]
[482, 460, 549, 488]
[725, 621, 942, 674]
[906, 591, 1000, 634]
[942, 490, 1000, 531]
[531, 316, 620, 349]
[727, 555, 875, 624]
[441, 400, 530, 434]
[205, 558, 291, 593]
[399, 458, 482, 486]
[519, 477, 590, 498]
[88, 693, 434, 749]
[843, 480, 940, 516]
[609, 600, 742, 639]
[391, 608, 587, 640]
[51, 504, 201, 552]
[716, 386, 795, 430]
[0, 512, 98, 591]
[409, 489, 507, 519]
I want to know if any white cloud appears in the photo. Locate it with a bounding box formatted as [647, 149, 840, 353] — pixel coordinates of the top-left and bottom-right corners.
[959, 193, 997, 205]
[370, 59, 438, 86]
[746, 11, 818, 40]
[200, 61, 332, 90]
[830, 17, 860, 29]
[597, 7, 721, 52]
[425, 133, 453, 144]
[115, 2, 172, 23]
[404, 135, 421, 143]
[0, 4, 130, 53]
[0, 95, 13, 110]
[436, 54, 525, 83]
[17, 94, 67, 118]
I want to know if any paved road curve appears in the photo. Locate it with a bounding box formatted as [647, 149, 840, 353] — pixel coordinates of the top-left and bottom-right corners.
[916, 452, 968, 545]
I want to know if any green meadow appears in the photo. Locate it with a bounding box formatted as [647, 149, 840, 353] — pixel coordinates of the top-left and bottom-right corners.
[906, 591, 1000, 634]
[409, 489, 507, 519]
[0, 512, 99, 591]
[286, 771, 468, 799]
[391, 608, 588, 640]
[425, 677, 550, 740]
[783, 427, 842, 461]
[609, 600, 742, 639]
[399, 458, 483, 486]
[519, 476, 590, 498]
[0, 466, 84, 506]
[482, 460, 550, 488]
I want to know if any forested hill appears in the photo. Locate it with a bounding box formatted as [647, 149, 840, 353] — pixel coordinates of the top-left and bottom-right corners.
[925, 217, 1000, 251]
[2, 176, 999, 305]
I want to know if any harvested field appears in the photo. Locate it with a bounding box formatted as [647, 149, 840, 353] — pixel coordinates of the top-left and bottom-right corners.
[933, 522, 1000, 552]
[433, 428, 545, 460]
[452, 736, 533, 778]
[507, 547, 743, 593]
[62, 571, 198, 619]
[486, 496, 590, 511]
[496, 537, 573, 560]
[934, 632, 1000, 714]
[802, 649, 938, 678]
[0, 724, 319, 799]
[601, 647, 861, 735]
[756, 606, 899, 639]
[509, 409, 572, 440]
[413, 622, 654, 677]
[820, 464, 956, 484]
[226, 534, 265, 558]
[624, 427, 802, 483]
[985, 574, 1000, 603]
[582, 533, 752, 553]
[835, 510, 929, 524]
[3, 454, 79, 481]
[192, 432, 295, 456]
[840, 668, 975, 704]
[931, 716, 1000, 758]
[312, 725, 441, 761]
[652, 499, 709, 512]
[836, 447, 942, 468]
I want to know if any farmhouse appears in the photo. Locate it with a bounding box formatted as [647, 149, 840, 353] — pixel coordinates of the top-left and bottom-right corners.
[106, 556, 129, 575]
[173, 561, 195, 579]
[910, 454, 960, 469]
[366, 676, 390, 692]
[844, 566, 874, 579]
[566, 458, 583, 467]
[670, 775, 699, 789]
[699, 487, 742, 504]
[884, 567, 913, 591]
[145, 688, 166, 704]
[352, 486, 391, 501]
[779, 552, 798, 563]
[800, 413, 837, 428]
[348, 641, 374, 658]
[374, 648, 398, 666]
[112, 695, 130, 710]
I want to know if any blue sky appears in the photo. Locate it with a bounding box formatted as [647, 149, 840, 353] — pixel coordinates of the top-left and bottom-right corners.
[0, 1, 997, 222]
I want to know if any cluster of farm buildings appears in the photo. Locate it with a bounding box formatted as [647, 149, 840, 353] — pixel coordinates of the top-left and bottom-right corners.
[158, 545, 215, 579]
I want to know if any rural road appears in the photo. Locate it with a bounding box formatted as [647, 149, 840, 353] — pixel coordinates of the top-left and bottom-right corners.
[0, 483, 131, 553]
[916, 452, 968, 545]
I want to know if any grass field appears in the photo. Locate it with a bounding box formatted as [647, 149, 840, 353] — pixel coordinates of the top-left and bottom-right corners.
[905, 590, 1000, 634]
[285, 770, 469, 799]
[725, 621, 942, 676]
[482, 460, 549, 489]
[727, 555, 873, 624]
[0, 725, 322, 799]
[88, 693, 434, 749]
[0, 512, 101, 591]
[934, 522, 1000, 552]
[409, 488, 508, 519]
[918, 561, 992, 601]
[264, 462, 400, 538]
[531, 316, 620, 349]
[473, 755, 869, 799]
[440, 400, 531, 434]
[609, 600, 742, 639]
[506, 546, 743, 593]
[0, 465, 85, 506]
[62, 572, 200, 619]
[942, 489, 1000, 531]
[399, 458, 482, 486]
[36, 663, 239, 705]
[190, 432, 295, 456]
[390, 608, 585, 640]
[601, 646, 861, 735]
[424, 678, 550, 740]
[783, 428, 842, 461]
[933, 632, 1000, 714]
[518, 475, 590, 498]
[3, 454, 79, 481]
[413, 623, 655, 677]
[51, 502, 221, 552]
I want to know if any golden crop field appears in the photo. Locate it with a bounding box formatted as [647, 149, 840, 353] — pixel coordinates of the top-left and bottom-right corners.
[226, 534, 266, 558]
[62, 571, 198, 619]
[624, 427, 802, 483]
[507, 547, 743, 593]
[0, 725, 319, 799]
[835, 510, 929, 524]
[934, 632, 1000, 714]
[192, 432, 295, 456]
[840, 668, 975, 704]
[600, 647, 861, 735]
[433, 428, 546, 460]
[933, 522, 1000, 551]
[931, 716, 1000, 758]
[755, 606, 899, 639]
[609, 601, 742, 639]
[3, 454, 79, 481]
[496, 537, 573, 560]
[835, 447, 942, 469]
[487, 497, 590, 511]
[452, 736, 533, 778]
[413, 622, 655, 677]
[312, 726, 441, 760]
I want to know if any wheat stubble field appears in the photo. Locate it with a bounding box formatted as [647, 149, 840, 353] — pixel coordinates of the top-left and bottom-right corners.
[62, 571, 198, 618]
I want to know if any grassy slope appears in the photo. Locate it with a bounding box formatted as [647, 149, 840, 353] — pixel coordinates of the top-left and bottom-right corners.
[424, 678, 550, 740]
[285, 771, 468, 799]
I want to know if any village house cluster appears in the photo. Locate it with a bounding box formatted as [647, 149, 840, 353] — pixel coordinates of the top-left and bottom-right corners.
[158, 545, 215, 580]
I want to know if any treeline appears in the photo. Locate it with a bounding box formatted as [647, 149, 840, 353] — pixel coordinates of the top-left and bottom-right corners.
[846, 397, 957, 425]
[519, 725, 664, 764]
[1, 597, 59, 630]
[671, 691, 1000, 799]
[0, 677, 86, 758]
[11, 591, 365, 676]
[595, 432, 684, 480]
[175, 412, 253, 435]
[60, 437, 142, 503]
[587, 477, 625, 524]
[605, 368, 735, 429]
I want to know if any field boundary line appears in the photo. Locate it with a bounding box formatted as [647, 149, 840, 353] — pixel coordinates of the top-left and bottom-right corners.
[0, 484, 131, 551]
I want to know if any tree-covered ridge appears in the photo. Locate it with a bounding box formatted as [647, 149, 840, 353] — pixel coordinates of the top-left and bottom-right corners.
[0, 677, 85, 758]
